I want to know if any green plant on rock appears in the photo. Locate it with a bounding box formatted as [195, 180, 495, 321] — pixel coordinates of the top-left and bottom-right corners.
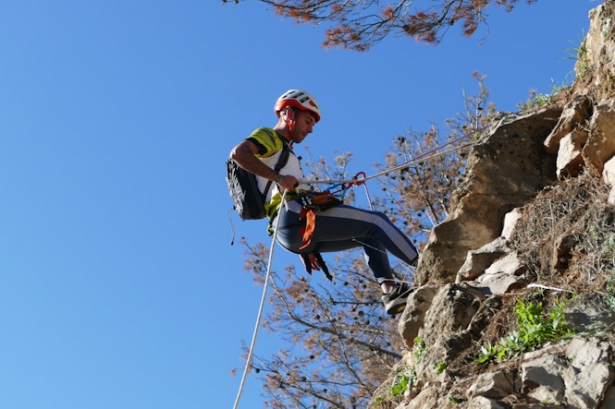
[413, 336, 426, 363]
[517, 80, 566, 113]
[389, 366, 416, 397]
[448, 395, 461, 404]
[476, 298, 574, 365]
[604, 276, 615, 311]
[601, 234, 615, 262]
[602, 18, 611, 39]
[475, 341, 497, 365]
[566, 33, 590, 79]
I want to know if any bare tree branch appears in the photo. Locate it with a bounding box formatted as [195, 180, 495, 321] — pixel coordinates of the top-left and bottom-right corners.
[224, 0, 538, 51]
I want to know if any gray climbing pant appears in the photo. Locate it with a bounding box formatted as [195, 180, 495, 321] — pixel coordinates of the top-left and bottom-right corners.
[273, 200, 418, 282]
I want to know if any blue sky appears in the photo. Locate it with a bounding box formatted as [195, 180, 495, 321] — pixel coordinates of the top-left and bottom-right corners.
[0, 1, 597, 408]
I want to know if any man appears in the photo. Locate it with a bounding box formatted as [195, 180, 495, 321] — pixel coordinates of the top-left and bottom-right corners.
[230, 89, 419, 315]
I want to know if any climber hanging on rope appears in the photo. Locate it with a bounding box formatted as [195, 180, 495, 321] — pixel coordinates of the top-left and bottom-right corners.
[229, 89, 419, 315]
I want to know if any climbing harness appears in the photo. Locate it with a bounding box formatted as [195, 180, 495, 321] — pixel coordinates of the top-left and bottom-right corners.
[232, 127, 483, 408]
[296, 173, 366, 250]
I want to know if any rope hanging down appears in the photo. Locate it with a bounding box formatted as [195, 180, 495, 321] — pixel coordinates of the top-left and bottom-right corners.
[233, 190, 288, 409]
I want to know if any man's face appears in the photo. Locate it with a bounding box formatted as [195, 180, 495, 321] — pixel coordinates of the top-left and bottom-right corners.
[292, 110, 316, 144]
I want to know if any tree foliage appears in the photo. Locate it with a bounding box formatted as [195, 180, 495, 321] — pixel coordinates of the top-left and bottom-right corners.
[222, 0, 538, 51]
[233, 74, 496, 408]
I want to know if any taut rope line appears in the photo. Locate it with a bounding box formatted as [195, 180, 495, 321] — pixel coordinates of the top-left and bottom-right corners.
[299, 128, 482, 186]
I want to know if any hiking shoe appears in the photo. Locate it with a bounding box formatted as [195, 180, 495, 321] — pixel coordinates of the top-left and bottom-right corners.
[382, 282, 413, 315]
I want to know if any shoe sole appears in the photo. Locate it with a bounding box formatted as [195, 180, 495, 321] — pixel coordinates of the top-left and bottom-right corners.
[385, 300, 407, 315]
[384, 288, 414, 315]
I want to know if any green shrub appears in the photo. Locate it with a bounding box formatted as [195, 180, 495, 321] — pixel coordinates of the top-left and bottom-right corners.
[476, 298, 574, 365]
[413, 337, 426, 363]
[390, 367, 416, 397]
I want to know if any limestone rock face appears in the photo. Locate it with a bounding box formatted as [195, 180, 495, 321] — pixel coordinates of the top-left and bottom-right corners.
[369, 3, 615, 409]
[544, 95, 592, 155]
[583, 3, 615, 100]
[417, 108, 559, 286]
[583, 99, 615, 173]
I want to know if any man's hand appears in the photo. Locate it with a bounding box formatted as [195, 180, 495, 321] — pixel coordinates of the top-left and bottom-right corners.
[277, 174, 299, 191]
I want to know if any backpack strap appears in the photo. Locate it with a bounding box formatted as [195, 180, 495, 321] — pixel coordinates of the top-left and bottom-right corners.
[261, 129, 291, 201]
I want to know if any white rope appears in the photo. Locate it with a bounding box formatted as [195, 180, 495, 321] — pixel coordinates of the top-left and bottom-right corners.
[232, 189, 288, 409]
[363, 183, 374, 211]
[527, 283, 574, 293]
[298, 134, 479, 186]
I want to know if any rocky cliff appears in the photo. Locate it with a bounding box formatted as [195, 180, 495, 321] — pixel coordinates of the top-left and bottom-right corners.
[370, 3, 615, 408]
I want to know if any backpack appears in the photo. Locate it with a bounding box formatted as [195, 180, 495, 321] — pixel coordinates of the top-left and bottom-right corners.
[226, 141, 290, 220]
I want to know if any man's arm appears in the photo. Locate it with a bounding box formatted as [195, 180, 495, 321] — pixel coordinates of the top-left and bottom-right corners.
[230, 140, 298, 191]
[230, 140, 279, 181]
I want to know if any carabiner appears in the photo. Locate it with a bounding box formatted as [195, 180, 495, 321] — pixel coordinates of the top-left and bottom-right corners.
[352, 172, 367, 186]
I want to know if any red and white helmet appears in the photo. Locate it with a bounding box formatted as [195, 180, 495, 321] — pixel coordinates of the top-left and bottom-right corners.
[274, 90, 321, 122]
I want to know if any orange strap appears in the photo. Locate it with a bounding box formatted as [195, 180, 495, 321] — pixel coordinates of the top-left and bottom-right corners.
[299, 208, 316, 250]
[298, 192, 343, 250]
